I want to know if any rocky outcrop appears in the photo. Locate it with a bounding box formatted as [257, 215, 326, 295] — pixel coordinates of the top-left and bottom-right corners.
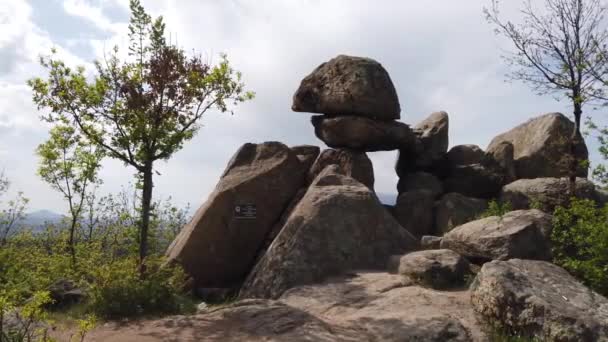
[486, 141, 516, 183]
[415, 111, 450, 162]
[310, 115, 416, 152]
[500, 177, 596, 212]
[240, 167, 418, 299]
[307, 148, 374, 189]
[393, 190, 434, 238]
[471, 259, 608, 342]
[291, 145, 320, 171]
[388, 249, 471, 289]
[440, 209, 553, 262]
[487, 112, 588, 179]
[396, 171, 443, 197]
[165, 142, 307, 287]
[443, 163, 504, 199]
[447, 144, 484, 166]
[421, 235, 443, 249]
[435, 193, 488, 234]
[292, 55, 400, 120]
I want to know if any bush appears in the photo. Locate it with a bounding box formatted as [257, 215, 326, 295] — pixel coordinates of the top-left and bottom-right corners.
[0, 291, 54, 342]
[88, 257, 193, 319]
[552, 198, 608, 296]
[478, 199, 513, 219]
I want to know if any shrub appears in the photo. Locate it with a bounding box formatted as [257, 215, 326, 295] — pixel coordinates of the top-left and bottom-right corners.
[478, 199, 513, 219]
[87, 257, 194, 319]
[0, 291, 54, 342]
[552, 198, 608, 296]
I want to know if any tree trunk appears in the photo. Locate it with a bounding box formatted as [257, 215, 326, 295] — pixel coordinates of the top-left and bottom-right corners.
[569, 102, 583, 199]
[139, 160, 154, 278]
[68, 215, 77, 267]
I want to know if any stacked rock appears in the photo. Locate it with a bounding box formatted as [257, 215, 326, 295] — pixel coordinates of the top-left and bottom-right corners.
[292, 55, 416, 153]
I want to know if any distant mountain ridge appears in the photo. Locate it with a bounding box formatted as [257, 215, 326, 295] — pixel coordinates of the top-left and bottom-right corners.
[18, 210, 64, 231]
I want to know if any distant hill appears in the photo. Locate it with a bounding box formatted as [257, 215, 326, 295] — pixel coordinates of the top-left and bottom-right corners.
[18, 210, 64, 232]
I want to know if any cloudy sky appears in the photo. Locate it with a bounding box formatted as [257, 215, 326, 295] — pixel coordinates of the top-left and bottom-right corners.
[0, 0, 606, 213]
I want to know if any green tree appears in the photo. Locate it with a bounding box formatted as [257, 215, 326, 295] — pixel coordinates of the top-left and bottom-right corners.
[485, 0, 608, 194]
[0, 172, 29, 246]
[36, 124, 103, 265]
[28, 0, 253, 273]
[585, 117, 608, 187]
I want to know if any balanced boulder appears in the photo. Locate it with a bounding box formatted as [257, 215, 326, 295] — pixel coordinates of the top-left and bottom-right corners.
[240, 166, 418, 299]
[487, 112, 588, 179]
[471, 259, 608, 342]
[165, 142, 307, 287]
[388, 249, 471, 289]
[292, 55, 400, 120]
[440, 209, 553, 262]
[500, 177, 596, 212]
[435, 193, 488, 234]
[447, 144, 485, 166]
[311, 115, 416, 152]
[308, 148, 374, 189]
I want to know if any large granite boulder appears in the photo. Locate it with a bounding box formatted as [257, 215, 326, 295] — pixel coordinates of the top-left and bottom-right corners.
[500, 177, 596, 212]
[471, 259, 608, 342]
[435, 193, 488, 234]
[397, 172, 443, 197]
[393, 190, 435, 238]
[308, 148, 374, 189]
[388, 249, 471, 289]
[443, 163, 504, 199]
[240, 166, 418, 299]
[310, 115, 416, 152]
[487, 113, 589, 179]
[292, 55, 400, 120]
[165, 142, 307, 287]
[447, 144, 485, 166]
[440, 209, 553, 262]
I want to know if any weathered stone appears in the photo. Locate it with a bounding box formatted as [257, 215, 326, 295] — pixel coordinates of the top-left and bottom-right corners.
[165, 142, 307, 287]
[435, 193, 488, 235]
[290, 145, 320, 171]
[413, 111, 450, 168]
[240, 167, 418, 299]
[397, 172, 443, 197]
[47, 279, 85, 308]
[388, 249, 471, 289]
[292, 55, 400, 120]
[421, 235, 443, 249]
[486, 141, 516, 183]
[308, 148, 374, 189]
[500, 177, 596, 212]
[443, 164, 504, 199]
[596, 188, 608, 207]
[393, 190, 435, 238]
[487, 112, 589, 179]
[310, 115, 416, 152]
[471, 259, 608, 342]
[447, 144, 485, 166]
[440, 209, 553, 262]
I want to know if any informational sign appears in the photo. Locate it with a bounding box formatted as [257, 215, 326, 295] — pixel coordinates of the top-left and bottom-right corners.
[234, 203, 257, 219]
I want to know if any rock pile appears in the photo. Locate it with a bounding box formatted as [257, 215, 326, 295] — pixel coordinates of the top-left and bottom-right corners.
[163, 54, 608, 341]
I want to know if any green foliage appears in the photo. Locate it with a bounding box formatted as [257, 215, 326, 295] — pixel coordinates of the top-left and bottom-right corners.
[488, 326, 542, 342]
[88, 257, 193, 319]
[552, 198, 608, 296]
[585, 117, 608, 188]
[478, 199, 513, 219]
[0, 291, 55, 342]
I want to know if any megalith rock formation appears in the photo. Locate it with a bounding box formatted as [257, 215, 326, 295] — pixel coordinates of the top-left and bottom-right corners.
[165, 142, 308, 288]
[471, 259, 608, 342]
[292, 55, 401, 120]
[487, 112, 588, 179]
[240, 166, 418, 299]
[307, 148, 374, 189]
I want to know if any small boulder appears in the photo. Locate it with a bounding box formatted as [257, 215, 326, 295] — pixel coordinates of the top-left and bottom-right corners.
[292, 55, 400, 120]
[443, 164, 504, 199]
[393, 190, 435, 238]
[500, 177, 596, 212]
[240, 167, 418, 299]
[471, 259, 608, 342]
[447, 144, 485, 166]
[435, 193, 488, 234]
[420, 235, 443, 249]
[413, 111, 450, 168]
[487, 112, 589, 179]
[165, 142, 307, 287]
[308, 148, 374, 189]
[396, 172, 443, 197]
[47, 279, 85, 308]
[311, 115, 416, 152]
[485, 141, 516, 183]
[291, 145, 320, 171]
[440, 209, 553, 262]
[388, 249, 471, 289]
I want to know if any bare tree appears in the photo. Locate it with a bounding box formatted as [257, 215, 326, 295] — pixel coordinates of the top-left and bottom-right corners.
[485, 0, 608, 193]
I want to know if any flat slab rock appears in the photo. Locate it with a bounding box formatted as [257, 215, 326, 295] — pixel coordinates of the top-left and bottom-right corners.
[78, 272, 487, 341]
[471, 259, 608, 342]
[440, 209, 553, 262]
